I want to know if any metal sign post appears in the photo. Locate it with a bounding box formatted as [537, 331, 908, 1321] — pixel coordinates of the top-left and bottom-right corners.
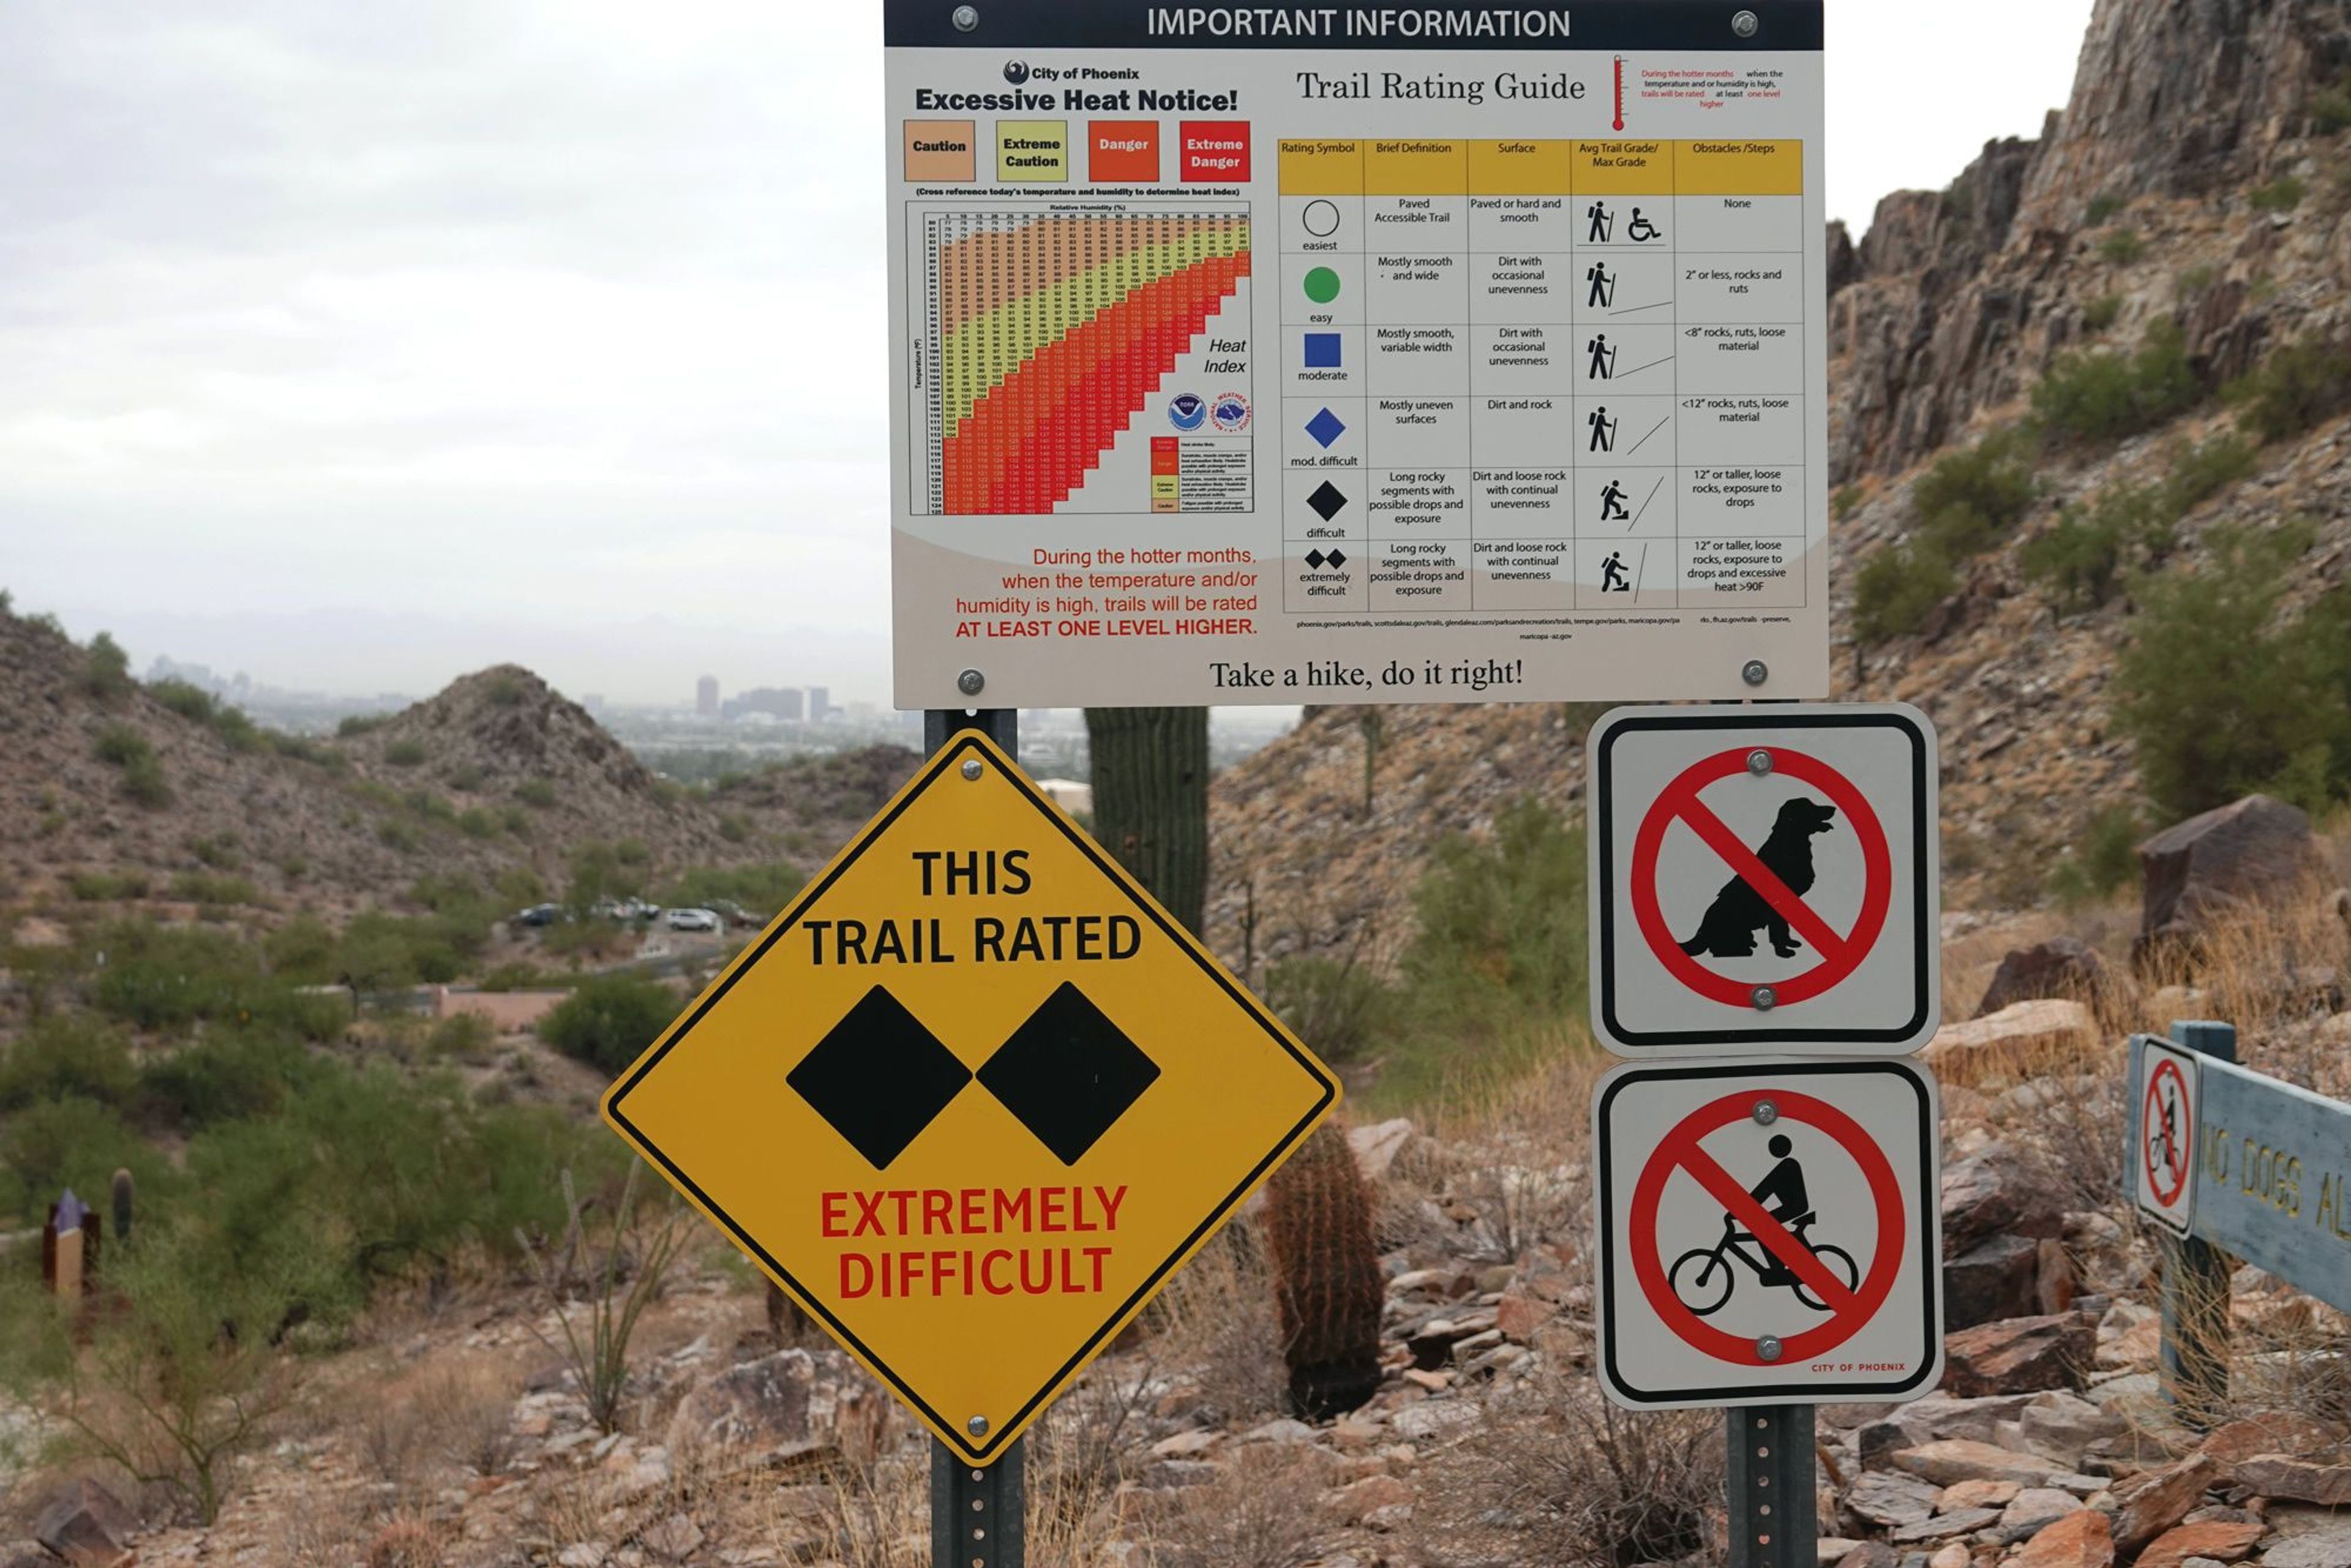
[1727, 1405, 1816, 1568]
[923, 706, 1025, 1568]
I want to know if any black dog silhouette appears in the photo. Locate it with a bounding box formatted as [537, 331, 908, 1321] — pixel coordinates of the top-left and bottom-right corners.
[1678, 797, 1840, 959]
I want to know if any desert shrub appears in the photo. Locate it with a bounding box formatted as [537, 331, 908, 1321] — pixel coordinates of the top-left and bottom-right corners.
[263, 915, 339, 982]
[426, 1011, 495, 1061]
[378, 820, 419, 853]
[337, 713, 388, 737]
[0, 1096, 170, 1225]
[2085, 191, 2126, 224]
[384, 738, 427, 767]
[67, 869, 149, 901]
[2163, 430, 2258, 512]
[538, 976, 677, 1073]
[613, 838, 649, 866]
[88, 921, 343, 1038]
[83, 631, 133, 702]
[189, 834, 241, 869]
[519, 1165, 687, 1434]
[1262, 954, 1384, 1063]
[2113, 523, 2351, 818]
[2177, 262, 2219, 296]
[2227, 336, 2351, 442]
[2082, 293, 2124, 332]
[421, 1362, 520, 1478]
[2046, 805, 2146, 909]
[566, 843, 628, 913]
[657, 862, 804, 917]
[1851, 542, 1957, 644]
[0, 1014, 139, 1112]
[2311, 70, 2351, 133]
[2097, 228, 2145, 264]
[1393, 798, 1584, 1045]
[1913, 428, 2039, 541]
[500, 805, 531, 835]
[2033, 319, 2201, 442]
[483, 672, 527, 707]
[171, 872, 259, 907]
[457, 807, 498, 838]
[2022, 484, 2162, 611]
[515, 779, 558, 808]
[151, 681, 263, 752]
[93, 724, 148, 767]
[149, 677, 216, 722]
[2249, 174, 2306, 213]
[93, 725, 170, 803]
[718, 812, 751, 843]
[443, 761, 486, 791]
[1147, 1451, 1331, 1568]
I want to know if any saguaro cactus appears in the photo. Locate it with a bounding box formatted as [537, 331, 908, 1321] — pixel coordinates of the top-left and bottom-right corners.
[1084, 707, 1209, 929]
[1262, 1122, 1384, 1419]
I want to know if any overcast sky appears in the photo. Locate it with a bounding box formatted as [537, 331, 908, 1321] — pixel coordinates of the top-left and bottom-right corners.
[0, 1, 2094, 707]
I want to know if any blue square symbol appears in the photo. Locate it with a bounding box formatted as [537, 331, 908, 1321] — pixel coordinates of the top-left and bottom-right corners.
[1303, 407, 1347, 449]
[1302, 332, 1341, 369]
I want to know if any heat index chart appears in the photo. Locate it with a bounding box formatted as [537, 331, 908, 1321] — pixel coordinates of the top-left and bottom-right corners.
[913, 205, 1253, 516]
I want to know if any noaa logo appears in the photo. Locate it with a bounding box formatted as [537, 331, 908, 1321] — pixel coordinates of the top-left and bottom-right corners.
[1210, 392, 1251, 433]
[1002, 60, 1030, 84]
[1168, 392, 1207, 431]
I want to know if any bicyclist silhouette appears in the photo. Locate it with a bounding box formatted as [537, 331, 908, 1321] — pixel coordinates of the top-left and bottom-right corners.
[1669, 1133, 1859, 1316]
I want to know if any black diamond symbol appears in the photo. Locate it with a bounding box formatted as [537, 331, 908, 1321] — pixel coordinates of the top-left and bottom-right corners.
[787, 985, 973, 1169]
[1307, 481, 1348, 521]
[1305, 549, 1327, 569]
[1326, 548, 1348, 569]
[978, 983, 1161, 1166]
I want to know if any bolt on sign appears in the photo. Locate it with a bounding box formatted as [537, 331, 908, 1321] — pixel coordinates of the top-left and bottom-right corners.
[2130, 1036, 2201, 1238]
[1587, 703, 1940, 1055]
[1592, 1057, 1944, 1409]
[601, 733, 1340, 1465]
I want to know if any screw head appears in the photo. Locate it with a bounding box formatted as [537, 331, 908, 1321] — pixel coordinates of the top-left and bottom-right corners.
[1752, 1098, 1779, 1126]
[1746, 748, 1774, 776]
[1751, 985, 1778, 1011]
[1731, 9, 1761, 38]
[967, 1414, 990, 1436]
[951, 4, 980, 31]
[961, 759, 983, 781]
[956, 667, 986, 696]
[1741, 658, 1769, 687]
[1755, 1334, 1783, 1362]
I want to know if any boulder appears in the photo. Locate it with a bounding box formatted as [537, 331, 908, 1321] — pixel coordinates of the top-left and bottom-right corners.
[1890, 1507, 2001, 1544]
[1978, 937, 2112, 1016]
[1892, 1439, 2079, 1488]
[666, 1348, 892, 1463]
[1941, 1314, 2092, 1397]
[2011, 1507, 2113, 1568]
[1843, 1469, 1943, 1528]
[2000, 1487, 2087, 1538]
[32, 1480, 138, 1568]
[1939, 1478, 2020, 1510]
[2263, 1518, 2351, 1568]
[2132, 1520, 2264, 1568]
[1943, 1234, 2043, 1329]
[2197, 1412, 2339, 1478]
[2010, 1389, 2126, 1461]
[2135, 795, 2321, 962]
[1836, 1547, 1901, 1568]
[1941, 1147, 2066, 1253]
[2232, 1454, 2351, 1506]
[1348, 1119, 1417, 1182]
[639, 1514, 702, 1561]
[2113, 1454, 2220, 1556]
[1922, 1000, 2095, 1079]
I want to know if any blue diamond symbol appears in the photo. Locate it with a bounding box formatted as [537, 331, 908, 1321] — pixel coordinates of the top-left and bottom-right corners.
[1304, 407, 1346, 449]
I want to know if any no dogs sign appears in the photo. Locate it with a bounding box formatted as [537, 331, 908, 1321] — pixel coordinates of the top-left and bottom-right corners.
[1588, 704, 1940, 1055]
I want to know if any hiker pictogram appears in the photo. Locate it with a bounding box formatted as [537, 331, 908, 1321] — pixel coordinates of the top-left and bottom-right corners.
[1670, 1131, 1860, 1315]
[1585, 200, 1614, 242]
[1588, 705, 1942, 1056]
[1599, 478, 1630, 522]
[1586, 333, 1618, 380]
[1600, 550, 1632, 593]
[1586, 260, 1616, 307]
[1588, 405, 1617, 452]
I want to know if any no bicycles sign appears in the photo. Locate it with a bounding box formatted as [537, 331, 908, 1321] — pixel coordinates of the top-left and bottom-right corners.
[1593, 1057, 1944, 1408]
[2131, 1036, 2201, 1237]
[1588, 703, 1940, 1055]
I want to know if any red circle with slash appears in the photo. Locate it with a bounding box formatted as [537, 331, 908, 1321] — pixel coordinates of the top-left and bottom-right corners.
[1630, 747, 1894, 1008]
[2143, 1057, 2192, 1207]
[1629, 1088, 1907, 1365]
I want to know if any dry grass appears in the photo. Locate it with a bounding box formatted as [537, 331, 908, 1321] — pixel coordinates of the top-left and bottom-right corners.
[421, 1359, 521, 1479]
[1141, 1449, 1331, 1568]
[1146, 1221, 1288, 1427]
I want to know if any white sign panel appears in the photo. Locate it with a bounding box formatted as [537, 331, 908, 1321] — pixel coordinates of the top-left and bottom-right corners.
[1588, 703, 1940, 1055]
[1594, 1057, 1944, 1409]
[884, 0, 1831, 708]
[2129, 1035, 2201, 1238]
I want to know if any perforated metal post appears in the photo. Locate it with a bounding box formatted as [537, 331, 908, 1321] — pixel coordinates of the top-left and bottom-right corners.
[923, 707, 1023, 1567]
[1727, 1405, 1816, 1568]
[931, 1436, 1026, 1568]
[2161, 1018, 2236, 1428]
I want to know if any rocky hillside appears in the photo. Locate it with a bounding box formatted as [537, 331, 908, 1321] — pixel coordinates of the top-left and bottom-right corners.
[1209, 0, 2351, 970]
[0, 612, 909, 924]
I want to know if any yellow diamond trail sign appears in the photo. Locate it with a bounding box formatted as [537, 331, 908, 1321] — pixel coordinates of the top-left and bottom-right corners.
[602, 732, 1340, 1465]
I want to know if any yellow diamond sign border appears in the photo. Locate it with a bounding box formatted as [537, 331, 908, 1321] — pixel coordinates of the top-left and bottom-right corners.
[600, 731, 1340, 1465]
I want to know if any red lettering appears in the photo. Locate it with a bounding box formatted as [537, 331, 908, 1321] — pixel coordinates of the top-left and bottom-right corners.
[923, 1189, 952, 1232]
[960, 1188, 986, 1231]
[841, 1255, 873, 1297]
[1041, 1188, 1068, 1232]
[853, 1190, 885, 1237]
[890, 1190, 916, 1233]
[1087, 1245, 1111, 1291]
[822, 1192, 847, 1237]
[982, 1250, 1013, 1294]
[1021, 1251, 1053, 1293]
[1097, 1185, 1127, 1229]
[994, 1188, 1032, 1231]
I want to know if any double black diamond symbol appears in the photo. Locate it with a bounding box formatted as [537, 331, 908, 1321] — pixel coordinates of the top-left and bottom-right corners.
[1303, 549, 1348, 571]
[787, 983, 1162, 1169]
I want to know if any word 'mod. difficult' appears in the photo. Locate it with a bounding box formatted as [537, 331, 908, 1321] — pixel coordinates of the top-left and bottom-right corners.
[801, 850, 1144, 966]
[823, 1184, 1130, 1299]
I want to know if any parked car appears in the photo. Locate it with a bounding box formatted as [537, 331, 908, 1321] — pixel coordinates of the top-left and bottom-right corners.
[590, 898, 629, 922]
[623, 898, 663, 921]
[666, 907, 721, 933]
[513, 902, 563, 928]
[707, 899, 768, 929]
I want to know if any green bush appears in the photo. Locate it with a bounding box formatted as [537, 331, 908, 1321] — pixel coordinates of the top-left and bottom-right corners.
[1393, 798, 1585, 1040]
[384, 738, 427, 767]
[2176, 263, 2218, 296]
[67, 870, 149, 902]
[2082, 294, 2124, 333]
[149, 681, 263, 752]
[457, 807, 498, 838]
[2046, 806, 2145, 909]
[83, 632, 133, 702]
[2112, 523, 2351, 818]
[444, 761, 486, 792]
[337, 713, 387, 737]
[2163, 430, 2257, 513]
[2085, 192, 2126, 224]
[94, 725, 170, 806]
[516, 779, 558, 808]
[378, 819, 419, 853]
[484, 672, 527, 706]
[138, 1031, 310, 1131]
[657, 862, 805, 917]
[88, 921, 343, 1038]
[2249, 175, 2305, 214]
[2097, 228, 2145, 264]
[2226, 336, 2351, 442]
[614, 838, 650, 866]
[1851, 543, 1957, 645]
[2032, 320, 2202, 443]
[1911, 428, 2040, 556]
[0, 1015, 139, 1113]
[171, 872, 259, 907]
[2021, 497, 2139, 612]
[426, 1011, 496, 1061]
[263, 915, 339, 983]
[1262, 955, 1384, 1064]
[718, 812, 752, 844]
[0, 1097, 171, 1226]
[2311, 73, 2351, 134]
[539, 976, 679, 1073]
[93, 724, 151, 768]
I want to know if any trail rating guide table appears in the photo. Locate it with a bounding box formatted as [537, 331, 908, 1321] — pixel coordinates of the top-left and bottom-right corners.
[885, 1, 1829, 710]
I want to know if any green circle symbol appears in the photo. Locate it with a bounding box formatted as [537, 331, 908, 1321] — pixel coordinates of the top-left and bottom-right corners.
[1302, 266, 1342, 304]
